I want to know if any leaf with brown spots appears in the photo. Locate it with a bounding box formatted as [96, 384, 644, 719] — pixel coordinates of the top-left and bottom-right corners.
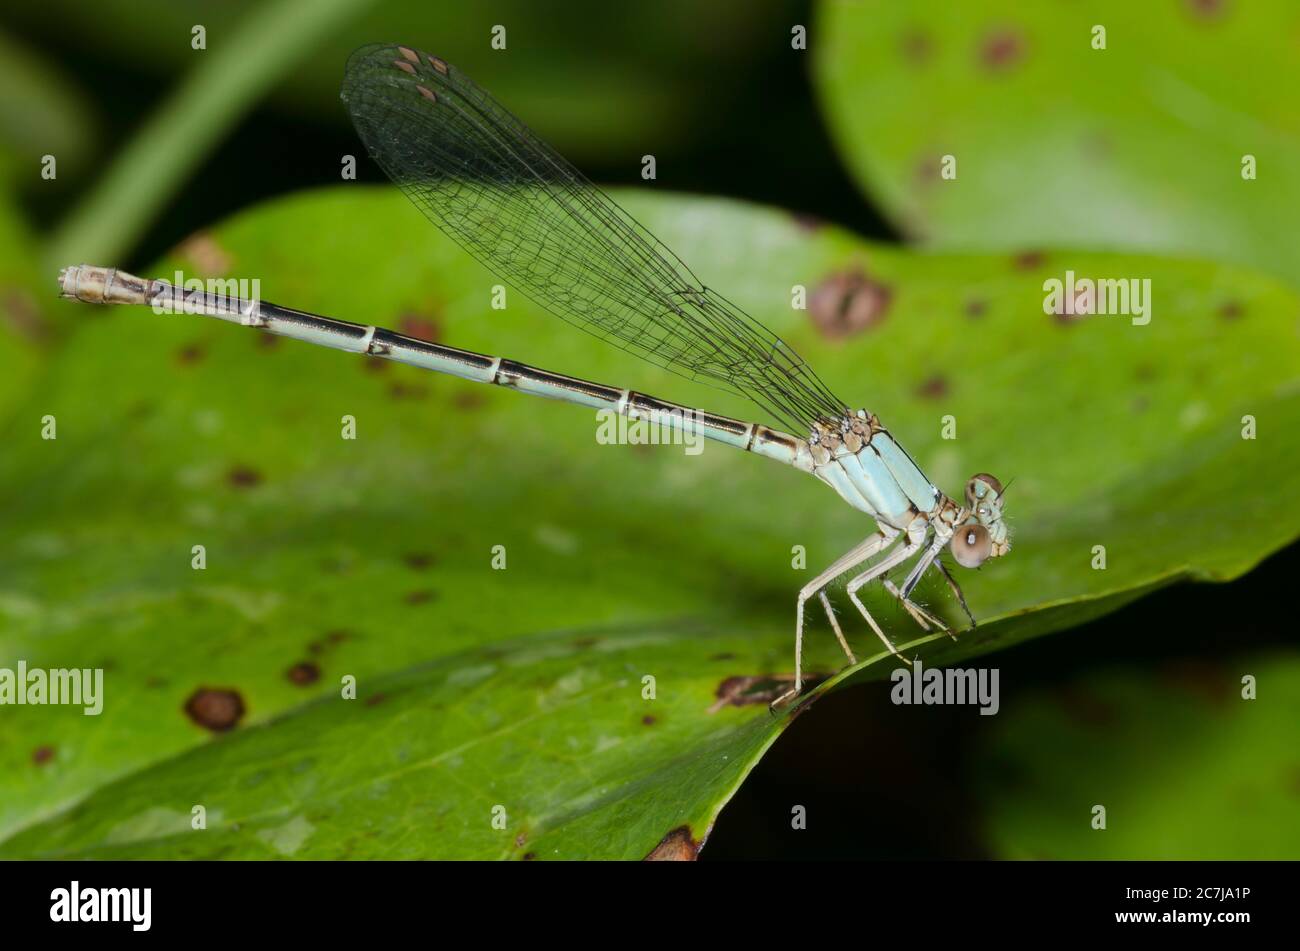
[2, 188, 1298, 859]
[816, 0, 1300, 286]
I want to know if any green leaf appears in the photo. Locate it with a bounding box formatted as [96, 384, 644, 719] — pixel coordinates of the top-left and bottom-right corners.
[973, 654, 1299, 859]
[814, 0, 1300, 285]
[2, 189, 1296, 857]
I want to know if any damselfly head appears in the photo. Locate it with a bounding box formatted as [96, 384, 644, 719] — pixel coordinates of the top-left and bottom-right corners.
[951, 473, 1010, 566]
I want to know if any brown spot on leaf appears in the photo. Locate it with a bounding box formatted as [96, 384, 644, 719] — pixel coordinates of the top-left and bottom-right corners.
[363, 356, 389, 373]
[900, 28, 933, 65]
[398, 312, 441, 342]
[286, 661, 321, 686]
[791, 212, 825, 232]
[521, 852, 536, 861]
[980, 28, 1025, 70]
[176, 343, 206, 365]
[404, 589, 436, 605]
[184, 687, 245, 732]
[515, 832, 527, 848]
[1218, 300, 1243, 321]
[1185, 0, 1226, 19]
[365, 692, 387, 707]
[227, 465, 263, 488]
[916, 374, 949, 399]
[809, 270, 892, 339]
[964, 299, 987, 319]
[258, 333, 280, 350]
[914, 155, 942, 187]
[1284, 764, 1300, 798]
[708, 673, 825, 712]
[32, 745, 55, 766]
[178, 232, 232, 276]
[388, 382, 429, 400]
[4, 288, 48, 341]
[709, 652, 736, 661]
[403, 552, 435, 570]
[1134, 363, 1157, 382]
[1012, 250, 1045, 271]
[453, 389, 486, 410]
[644, 826, 700, 861]
[642, 715, 657, 726]
[309, 629, 351, 655]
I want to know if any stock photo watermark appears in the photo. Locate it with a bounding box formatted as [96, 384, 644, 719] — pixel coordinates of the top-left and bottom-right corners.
[890, 658, 999, 715]
[595, 406, 705, 455]
[1043, 270, 1151, 325]
[0, 661, 103, 715]
[151, 271, 261, 316]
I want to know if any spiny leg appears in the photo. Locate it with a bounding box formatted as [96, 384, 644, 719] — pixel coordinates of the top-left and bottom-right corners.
[819, 591, 856, 665]
[934, 558, 978, 629]
[885, 538, 955, 639]
[883, 579, 950, 635]
[771, 528, 899, 709]
[845, 524, 928, 663]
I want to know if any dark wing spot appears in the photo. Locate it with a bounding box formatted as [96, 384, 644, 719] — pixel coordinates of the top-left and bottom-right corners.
[286, 661, 321, 686]
[643, 826, 701, 861]
[809, 270, 893, 339]
[184, 687, 245, 732]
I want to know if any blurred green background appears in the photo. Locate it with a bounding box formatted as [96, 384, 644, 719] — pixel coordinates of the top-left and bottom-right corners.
[0, 0, 1296, 859]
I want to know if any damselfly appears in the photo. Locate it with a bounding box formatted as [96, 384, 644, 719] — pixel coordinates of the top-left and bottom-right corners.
[57, 43, 1010, 705]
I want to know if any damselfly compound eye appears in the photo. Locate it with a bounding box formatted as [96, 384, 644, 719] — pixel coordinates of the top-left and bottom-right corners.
[965, 472, 1003, 507]
[950, 523, 992, 568]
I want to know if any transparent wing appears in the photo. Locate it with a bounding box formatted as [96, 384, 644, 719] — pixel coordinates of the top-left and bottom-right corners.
[340, 43, 847, 434]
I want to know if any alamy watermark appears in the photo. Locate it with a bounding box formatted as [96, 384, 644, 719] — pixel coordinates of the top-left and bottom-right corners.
[152, 271, 261, 316]
[1043, 270, 1150, 326]
[0, 661, 103, 715]
[596, 406, 704, 456]
[890, 658, 999, 715]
